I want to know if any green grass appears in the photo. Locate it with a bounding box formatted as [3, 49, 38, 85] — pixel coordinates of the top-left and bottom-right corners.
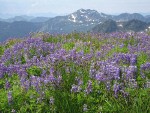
[63, 42, 75, 51]
[0, 33, 150, 113]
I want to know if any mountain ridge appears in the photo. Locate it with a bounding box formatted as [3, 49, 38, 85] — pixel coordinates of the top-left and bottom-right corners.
[1, 9, 150, 42]
[92, 19, 150, 33]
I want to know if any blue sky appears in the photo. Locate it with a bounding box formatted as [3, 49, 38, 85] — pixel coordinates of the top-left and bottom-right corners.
[0, 0, 150, 18]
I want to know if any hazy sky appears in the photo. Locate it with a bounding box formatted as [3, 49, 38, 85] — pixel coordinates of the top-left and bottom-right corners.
[0, 0, 150, 17]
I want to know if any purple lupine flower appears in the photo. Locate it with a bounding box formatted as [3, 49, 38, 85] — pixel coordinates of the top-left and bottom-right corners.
[8, 91, 12, 105]
[120, 90, 129, 98]
[96, 51, 101, 58]
[71, 84, 81, 93]
[75, 77, 83, 85]
[128, 79, 138, 88]
[119, 43, 124, 48]
[50, 67, 54, 75]
[113, 83, 120, 98]
[113, 53, 136, 65]
[48, 75, 56, 83]
[96, 62, 121, 81]
[126, 66, 137, 79]
[140, 62, 150, 78]
[85, 80, 92, 94]
[95, 72, 105, 81]
[0, 72, 3, 79]
[69, 49, 77, 60]
[23, 80, 30, 91]
[5, 80, 11, 90]
[130, 56, 137, 65]
[41, 70, 47, 77]
[30, 76, 41, 92]
[0, 63, 6, 78]
[44, 78, 49, 85]
[89, 62, 96, 79]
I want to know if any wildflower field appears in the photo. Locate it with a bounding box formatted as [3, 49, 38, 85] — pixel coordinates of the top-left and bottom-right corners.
[0, 32, 150, 113]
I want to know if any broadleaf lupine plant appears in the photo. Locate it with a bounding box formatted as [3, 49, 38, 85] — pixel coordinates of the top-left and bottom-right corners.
[0, 32, 150, 113]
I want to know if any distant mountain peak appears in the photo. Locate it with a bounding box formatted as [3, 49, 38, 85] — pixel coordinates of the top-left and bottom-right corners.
[1, 9, 150, 42]
[67, 9, 101, 23]
[77, 9, 98, 14]
[77, 9, 87, 13]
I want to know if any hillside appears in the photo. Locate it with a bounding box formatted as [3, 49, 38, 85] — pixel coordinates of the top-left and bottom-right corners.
[92, 19, 149, 33]
[0, 32, 150, 112]
[92, 19, 118, 33]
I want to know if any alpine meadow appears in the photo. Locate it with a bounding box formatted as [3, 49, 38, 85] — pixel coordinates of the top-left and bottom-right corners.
[0, 0, 150, 113]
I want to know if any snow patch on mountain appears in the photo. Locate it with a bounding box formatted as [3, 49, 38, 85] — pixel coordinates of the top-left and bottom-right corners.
[118, 24, 123, 27]
[68, 14, 77, 22]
